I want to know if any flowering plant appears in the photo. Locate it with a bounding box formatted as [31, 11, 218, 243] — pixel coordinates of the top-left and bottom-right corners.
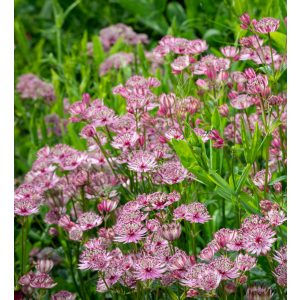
[14, 6, 287, 300]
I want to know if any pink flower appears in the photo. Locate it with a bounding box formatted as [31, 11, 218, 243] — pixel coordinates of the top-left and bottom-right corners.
[99, 52, 134, 76]
[68, 225, 83, 241]
[97, 199, 118, 213]
[134, 256, 166, 281]
[182, 264, 222, 291]
[30, 273, 57, 289]
[246, 285, 273, 299]
[218, 104, 229, 117]
[114, 222, 147, 243]
[165, 127, 184, 140]
[14, 198, 40, 216]
[184, 202, 211, 224]
[235, 254, 257, 271]
[79, 242, 111, 271]
[80, 125, 97, 138]
[198, 246, 216, 261]
[240, 13, 251, 29]
[155, 160, 188, 185]
[221, 46, 239, 58]
[158, 93, 176, 116]
[253, 17, 280, 34]
[274, 246, 287, 265]
[266, 209, 286, 226]
[14, 184, 42, 216]
[51, 290, 76, 300]
[243, 225, 276, 255]
[160, 222, 181, 241]
[230, 94, 253, 109]
[36, 259, 54, 273]
[171, 55, 191, 73]
[214, 228, 237, 248]
[274, 264, 287, 287]
[173, 205, 188, 220]
[127, 151, 157, 173]
[186, 289, 199, 297]
[16, 73, 55, 103]
[210, 256, 240, 279]
[187, 39, 208, 54]
[247, 74, 269, 95]
[77, 212, 103, 231]
[253, 169, 271, 190]
[111, 132, 139, 150]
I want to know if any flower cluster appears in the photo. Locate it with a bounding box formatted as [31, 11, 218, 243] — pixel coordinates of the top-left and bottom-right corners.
[14, 11, 286, 299]
[16, 73, 55, 103]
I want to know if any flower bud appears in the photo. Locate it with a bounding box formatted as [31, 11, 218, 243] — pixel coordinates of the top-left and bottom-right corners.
[218, 104, 229, 117]
[36, 259, 54, 273]
[273, 182, 282, 193]
[160, 222, 181, 241]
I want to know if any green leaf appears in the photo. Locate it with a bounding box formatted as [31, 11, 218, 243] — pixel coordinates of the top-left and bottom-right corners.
[203, 29, 221, 40]
[239, 191, 259, 214]
[270, 32, 287, 51]
[167, 2, 186, 24]
[235, 164, 251, 194]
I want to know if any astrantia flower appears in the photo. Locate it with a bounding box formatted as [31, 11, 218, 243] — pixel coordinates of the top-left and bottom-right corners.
[68, 225, 83, 241]
[230, 94, 254, 109]
[14, 198, 41, 216]
[59, 151, 87, 171]
[160, 222, 181, 241]
[182, 264, 221, 291]
[171, 55, 191, 73]
[198, 246, 216, 261]
[266, 209, 286, 226]
[36, 259, 54, 273]
[221, 46, 239, 58]
[158, 93, 176, 116]
[99, 23, 148, 51]
[99, 52, 134, 76]
[155, 160, 188, 185]
[168, 251, 192, 272]
[246, 74, 269, 95]
[214, 228, 237, 248]
[253, 169, 271, 190]
[274, 264, 287, 287]
[246, 285, 273, 300]
[16, 73, 55, 103]
[111, 132, 139, 150]
[210, 256, 240, 279]
[235, 254, 257, 271]
[30, 273, 57, 289]
[127, 151, 157, 173]
[97, 199, 118, 213]
[165, 127, 184, 140]
[187, 39, 208, 54]
[184, 203, 211, 224]
[253, 17, 280, 34]
[114, 222, 147, 243]
[51, 290, 76, 300]
[79, 246, 111, 271]
[274, 246, 287, 265]
[77, 212, 103, 231]
[244, 225, 276, 255]
[173, 205, 188, 220]
[134, 256, 166, 280]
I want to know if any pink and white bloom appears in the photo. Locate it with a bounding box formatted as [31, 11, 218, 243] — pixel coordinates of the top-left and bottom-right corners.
[252, 17, 280, 34]
[134, 256, 166, 281]
[127, 151, 157, 173]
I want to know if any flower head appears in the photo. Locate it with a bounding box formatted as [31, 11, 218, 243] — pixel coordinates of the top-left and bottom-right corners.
[134, 256, 166, 281]
[253, 17, 280, 34]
